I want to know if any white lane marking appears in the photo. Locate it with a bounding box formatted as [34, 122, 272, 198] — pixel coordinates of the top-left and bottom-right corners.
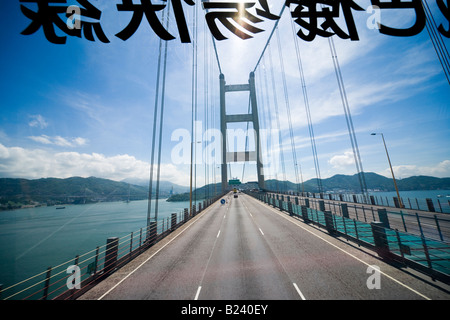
[260, 199, 432, 300]
[259, 228, 264, 236]
[194, 286, 202, 300]
[217, 230, 221, 238]
[293, 283, 306, 300]
[97, 204, 213, 300]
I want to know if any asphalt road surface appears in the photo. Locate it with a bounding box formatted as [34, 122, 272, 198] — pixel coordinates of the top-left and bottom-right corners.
[80, 193, 450, 300]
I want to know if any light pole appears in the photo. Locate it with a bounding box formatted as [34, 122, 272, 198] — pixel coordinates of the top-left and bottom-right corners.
[371, 133, 404, 208]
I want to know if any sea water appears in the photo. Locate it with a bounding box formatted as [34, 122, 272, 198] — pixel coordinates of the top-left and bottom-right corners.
[0, 199, 200, 294]
[368, 190, 450, 212]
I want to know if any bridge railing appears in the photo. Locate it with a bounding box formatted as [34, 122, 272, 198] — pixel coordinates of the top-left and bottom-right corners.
[0, 195, 225, 300]
[246, 191, 450, 285]
[278, 191, 450, 214]
[268, 192, 450, 243]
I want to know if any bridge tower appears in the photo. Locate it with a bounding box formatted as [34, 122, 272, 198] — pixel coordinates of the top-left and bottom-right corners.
[219, 72, 265, 191]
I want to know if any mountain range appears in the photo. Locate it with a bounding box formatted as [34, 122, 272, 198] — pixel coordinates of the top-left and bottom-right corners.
[266, 172, 450, 193]
[0, 176, 188, 210]
[166, 172, 450, 201]
[1, 173, 449, 209]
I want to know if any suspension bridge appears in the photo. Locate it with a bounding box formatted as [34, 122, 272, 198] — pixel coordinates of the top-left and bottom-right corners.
[1, 1, 450, 302]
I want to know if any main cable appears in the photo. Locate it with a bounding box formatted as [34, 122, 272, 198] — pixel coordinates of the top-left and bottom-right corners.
[422, 0, 450, 85]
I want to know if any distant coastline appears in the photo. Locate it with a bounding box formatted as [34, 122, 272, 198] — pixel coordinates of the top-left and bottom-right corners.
[1, 173, 449, 209]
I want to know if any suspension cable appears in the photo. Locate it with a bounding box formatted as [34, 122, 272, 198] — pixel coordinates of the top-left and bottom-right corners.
[241, 96, 251, 183]
[275, 27, 303, 193]
[289, 15, 323, 194]
[190, 1, 199, 214]
[154, 3, 171, 221]
[422, 0, 450, 85]
[204, 18, 209, 199]
[327, 35, 368, 200]
[267, 43, 287, 191]
[261, 56, 278, 188]
[147, 3, 170, 231]
[202, 0, 223, 74]
[253, 4, 287, 73]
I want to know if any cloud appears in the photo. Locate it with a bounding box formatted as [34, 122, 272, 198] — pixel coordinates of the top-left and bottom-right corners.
[329, 151, 356, 169]
[28, 115, 48, 129]
[28, 135, 88, 147]
[383, 160, 450, 179]
[0, 143, 189, 185]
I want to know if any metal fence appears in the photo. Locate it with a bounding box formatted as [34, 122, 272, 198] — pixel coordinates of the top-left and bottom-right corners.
[0, 196, 223, 300]
[289, 191, 450, 214]
[268, 193, 450, 243]
[247, 191, 450, 285]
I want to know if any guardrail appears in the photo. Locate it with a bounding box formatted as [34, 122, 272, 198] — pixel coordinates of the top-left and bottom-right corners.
[0, 195, 225, 300]
[280, 191, 450, 214]
[246, 191, 450, 285]
[267, 192, 450, 243]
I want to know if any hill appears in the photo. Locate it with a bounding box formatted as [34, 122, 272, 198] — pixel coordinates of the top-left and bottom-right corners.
[166, 183, 223, 202]
[166, 172, 450, 201]
[2, 173, 449, 208]
[266, 172, 450, 193]
[0, 177, 187, 210]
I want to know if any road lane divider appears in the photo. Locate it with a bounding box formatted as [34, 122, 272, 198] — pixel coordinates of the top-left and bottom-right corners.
[293, 283, 306, 300]
[194, 286, 202, 300]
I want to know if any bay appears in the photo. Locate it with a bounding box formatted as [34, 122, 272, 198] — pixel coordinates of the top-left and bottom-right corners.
[0, 198, 203, 295]
[368, 190, 450, 213]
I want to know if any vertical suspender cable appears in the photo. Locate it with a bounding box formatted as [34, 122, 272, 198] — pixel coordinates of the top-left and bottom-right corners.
[254, 69, 270, 183]
[241, 97, 251, 183]
[154, 3, 171, 222]
[190, 1, 199, 214]
[267, 44, 287, 192]
[204, 17, 209, 200]
[147, 4, 169, 234]
[262, 56, 278, 189]
[327, 35, 368, 201]
[275, 27, 304, 193]
[422, 0, 450, 85]
[290, 17, 323, 194]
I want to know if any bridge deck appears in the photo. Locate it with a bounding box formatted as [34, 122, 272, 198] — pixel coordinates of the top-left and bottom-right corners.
[79, 194, 450, 300]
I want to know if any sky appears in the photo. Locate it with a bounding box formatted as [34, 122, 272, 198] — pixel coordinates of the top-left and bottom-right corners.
[0, 0, 449, 188]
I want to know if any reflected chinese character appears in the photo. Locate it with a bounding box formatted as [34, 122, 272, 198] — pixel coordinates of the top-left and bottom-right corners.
[20, 0, 109, 44]
[370, 0, 426, 37]
[286, 0, 363, 41]
[116, 0, 194, 43]
[203, 1, 279, 40]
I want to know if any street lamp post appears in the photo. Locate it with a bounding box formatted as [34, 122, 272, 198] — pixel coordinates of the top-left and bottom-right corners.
[371, 133, 404, 208]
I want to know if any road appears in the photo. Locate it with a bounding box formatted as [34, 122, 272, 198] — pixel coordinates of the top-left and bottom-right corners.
[79, 193, 450, 300]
